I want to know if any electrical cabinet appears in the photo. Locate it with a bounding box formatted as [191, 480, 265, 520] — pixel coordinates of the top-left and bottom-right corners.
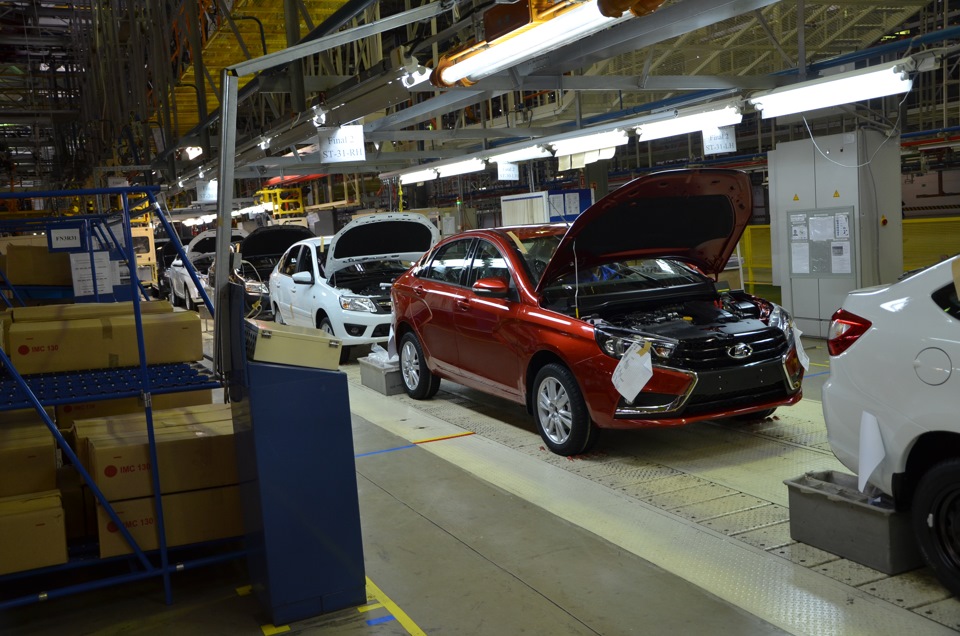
[769, 130, 903, 337]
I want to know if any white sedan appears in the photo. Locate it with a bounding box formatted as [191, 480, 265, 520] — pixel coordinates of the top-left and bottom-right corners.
[269, 212, 438, 360]
[166, 228, 247, 310]
[823, 255, 960, 593]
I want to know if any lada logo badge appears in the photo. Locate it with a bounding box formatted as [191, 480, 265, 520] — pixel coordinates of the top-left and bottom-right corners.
[727, 343, 753, 360]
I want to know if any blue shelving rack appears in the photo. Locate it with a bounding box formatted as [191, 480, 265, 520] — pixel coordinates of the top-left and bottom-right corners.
[0, 186, 237, 610]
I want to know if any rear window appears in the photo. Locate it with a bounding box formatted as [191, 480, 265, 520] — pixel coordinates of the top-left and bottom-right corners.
[932, 283, 960, 320]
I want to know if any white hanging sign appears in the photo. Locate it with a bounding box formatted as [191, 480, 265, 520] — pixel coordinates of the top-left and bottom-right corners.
[317, 125, 366, 163]
[497, 162, 519, 181]
[703, 125, 737, 155]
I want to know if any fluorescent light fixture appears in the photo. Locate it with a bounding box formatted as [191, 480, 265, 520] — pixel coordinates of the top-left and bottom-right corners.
[487, 146, 552, 163]
[436, 158, 486, 178]
[399, 168, 439, 184]
[439, 1, 629, 86]
[550, 129, 628, 158]
[258, 136, 271, 150]
[635, 104, 742, 142]
[749, 59, 914, 119]
[184, 146, 203, 160]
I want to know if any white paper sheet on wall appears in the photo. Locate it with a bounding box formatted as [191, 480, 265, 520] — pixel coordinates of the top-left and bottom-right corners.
[831, 241, 851, 274]
[809, 216, 834, 242]
[791, 242, 810, 274]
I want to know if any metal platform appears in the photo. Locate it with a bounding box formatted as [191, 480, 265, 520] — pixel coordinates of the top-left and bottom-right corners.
[0, 363, 220, 411]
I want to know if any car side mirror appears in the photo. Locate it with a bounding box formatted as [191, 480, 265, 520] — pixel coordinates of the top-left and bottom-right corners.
[473, 277, 509, 298]
[292, 271, 313, 285]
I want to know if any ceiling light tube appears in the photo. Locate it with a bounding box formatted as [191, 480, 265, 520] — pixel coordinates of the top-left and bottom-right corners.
[439, 1, 629, 86]
[635, 104, 742, 142]
[399, 168, 439, 184]
[550, 129, 628, 157]
[487, 146, 553, 163]
[748, 59, 914, 119]
[435, 158, 486, 178]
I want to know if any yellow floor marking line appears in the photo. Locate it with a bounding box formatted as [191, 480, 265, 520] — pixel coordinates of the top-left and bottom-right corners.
[358, 602, 385, 613]
[414, 431, 475, 445]
[235, 585, 252, 596]
[810, 361, 830, 368]
[260, 624, 291, 635]
[366, 576, 427, 636]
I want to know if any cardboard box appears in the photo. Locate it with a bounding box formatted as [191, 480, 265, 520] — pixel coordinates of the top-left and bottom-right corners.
[0, 407, 56, 438]
[0, 428, 57, 497]
[87, 420, 237, 501]
[0, 490, 67, 575]
[72, 403, 232, 468]
[358, 356, 405, 395]
[57, 465, 91, 541]
[11, 300, 173, 323]
[96, 485, 243, 558]
[55, 389, 213, 428]
[785, 470, 924, 575]
[7, 310, 202, 375]
[4, 244, 72, 286]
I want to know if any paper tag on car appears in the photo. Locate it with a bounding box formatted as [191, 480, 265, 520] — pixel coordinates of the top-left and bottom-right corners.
[612, 341, 653, 401]
[794, 326, 810, 370]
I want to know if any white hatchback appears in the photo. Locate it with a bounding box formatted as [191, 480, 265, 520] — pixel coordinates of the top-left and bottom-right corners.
[823, 255, 960, 592]
[268, 212, 438, 360]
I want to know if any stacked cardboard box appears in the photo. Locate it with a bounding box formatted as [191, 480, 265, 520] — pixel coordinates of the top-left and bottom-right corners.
[0, 300, 201, 375]
[72, 403, 243, 558]
[0, 409, 66, 573]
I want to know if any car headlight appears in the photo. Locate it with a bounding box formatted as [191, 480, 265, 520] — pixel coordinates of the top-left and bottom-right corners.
[244, 280, 268, 295]
[340, 296, 378, 313]
[767, 304, 795, 341]
[595, 328, 677, 360]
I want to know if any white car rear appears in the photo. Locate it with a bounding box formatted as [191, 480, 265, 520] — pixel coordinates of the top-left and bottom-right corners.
[823, 255, 960, 593]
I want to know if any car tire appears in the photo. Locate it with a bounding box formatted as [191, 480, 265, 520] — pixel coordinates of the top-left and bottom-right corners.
[319, 318, 350, 364]
[729, 408, 777, 422]
[532, 363, 594, 456]
[912, 459, 960, 596]
[399, 331, 440, 400]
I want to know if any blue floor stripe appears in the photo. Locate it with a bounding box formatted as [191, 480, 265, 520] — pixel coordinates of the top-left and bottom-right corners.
[355, 444, 417, 459]
[805, 370, 830, 378]
[365, 615, 397, 626]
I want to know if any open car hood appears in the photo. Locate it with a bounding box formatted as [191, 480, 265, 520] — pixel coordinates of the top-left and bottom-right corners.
[325, 212, 439, 276]
[241, 225, 314, 257]
[537, 169, 752, 291]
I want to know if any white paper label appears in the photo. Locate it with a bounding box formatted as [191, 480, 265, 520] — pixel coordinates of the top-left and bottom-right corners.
[612, 341, 654, 401]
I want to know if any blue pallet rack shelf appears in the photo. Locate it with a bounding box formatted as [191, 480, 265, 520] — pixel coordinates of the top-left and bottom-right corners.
[0, 186, 237, 611]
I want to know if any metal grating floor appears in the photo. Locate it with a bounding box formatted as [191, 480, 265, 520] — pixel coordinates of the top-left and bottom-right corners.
[341, 362, 960, 634]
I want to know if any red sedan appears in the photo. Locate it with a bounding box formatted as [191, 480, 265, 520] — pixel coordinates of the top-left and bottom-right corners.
[391, 169, 804, 455]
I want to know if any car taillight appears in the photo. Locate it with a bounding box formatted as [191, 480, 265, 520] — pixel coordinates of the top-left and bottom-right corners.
[827, 309, 872, 356]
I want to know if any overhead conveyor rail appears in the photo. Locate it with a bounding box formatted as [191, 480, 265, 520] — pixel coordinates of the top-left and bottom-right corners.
[0, 186, 236, 611]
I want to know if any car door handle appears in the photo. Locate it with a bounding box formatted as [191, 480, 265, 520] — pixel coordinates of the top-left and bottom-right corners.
[414, 285, 425, 297]
[457, 299, 470, 311]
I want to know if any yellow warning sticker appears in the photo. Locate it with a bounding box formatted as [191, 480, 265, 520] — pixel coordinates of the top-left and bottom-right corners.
[793, 194, 799, 201]
[834, 190, 840, 198]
